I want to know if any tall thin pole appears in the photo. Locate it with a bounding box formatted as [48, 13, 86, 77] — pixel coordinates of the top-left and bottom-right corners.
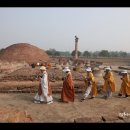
[75, 35, 79, 59]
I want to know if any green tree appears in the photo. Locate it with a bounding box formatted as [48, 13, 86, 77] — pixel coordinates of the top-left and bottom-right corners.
[58, 51, 71, 56]
[119, 51, 128, 57]
[46, 48, 56, 56]
[99, 50, 110, 57]
[71, 50, 82, 57]
[109, 51, 119, 57]
[46, 50, 53, 55]
[83, 51, 91, 57]
[92, 51, 99, 58]
[54, 51, 60, 56]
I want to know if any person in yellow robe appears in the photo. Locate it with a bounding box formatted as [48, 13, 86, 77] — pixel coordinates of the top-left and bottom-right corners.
[118, 70, 130, 97]
[102, 67, 116, 99]
[61, 67, 75, 103]
[81, 67, 97, 102]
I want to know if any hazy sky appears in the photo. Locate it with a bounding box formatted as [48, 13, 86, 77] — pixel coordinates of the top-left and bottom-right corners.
[0, 7, 130, 52]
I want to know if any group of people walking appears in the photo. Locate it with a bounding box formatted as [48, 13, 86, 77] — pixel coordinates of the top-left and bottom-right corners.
[33, 65, 130, 104]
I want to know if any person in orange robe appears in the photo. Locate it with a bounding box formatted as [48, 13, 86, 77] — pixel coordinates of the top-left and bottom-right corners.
[61, 67, 75, 103]
[118, 70, 130, 98]
[81, 67, 97, 102]
[102, 66, 116, 99]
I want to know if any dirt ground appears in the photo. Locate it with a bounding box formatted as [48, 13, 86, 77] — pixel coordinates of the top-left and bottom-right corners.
[1, 57, 130, 123]
[0, 92, 130, 123]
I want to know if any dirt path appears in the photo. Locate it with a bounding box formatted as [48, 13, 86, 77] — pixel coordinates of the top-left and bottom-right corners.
[0, 93, 130, 122]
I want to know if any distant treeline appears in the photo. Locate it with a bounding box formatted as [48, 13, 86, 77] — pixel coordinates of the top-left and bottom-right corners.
[46, 49, 130, 58]
[0, 48, 129, 58]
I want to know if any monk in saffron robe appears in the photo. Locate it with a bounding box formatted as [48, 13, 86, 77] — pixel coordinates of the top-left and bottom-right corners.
[81, 67, 97, 102]
[61, 67, 74, 103]
[34, 66, 53, 104]
[102, 66, 116, 99]
[118, 70, 130, 97]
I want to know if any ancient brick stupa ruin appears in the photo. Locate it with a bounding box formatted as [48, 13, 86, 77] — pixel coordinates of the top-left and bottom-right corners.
[0, 43, 49, 64]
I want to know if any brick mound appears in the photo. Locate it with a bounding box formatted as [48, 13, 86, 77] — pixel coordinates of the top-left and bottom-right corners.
[0, 67, 86, 93]
[0, 43, 49, 64]
[0, 66, 103, 93]
[0, 67, 39, 81]
[47, 68, 84, 81]
[1, 67, 85, 81]
[0, 60, 29, 75]
[0, 108, 32, 122]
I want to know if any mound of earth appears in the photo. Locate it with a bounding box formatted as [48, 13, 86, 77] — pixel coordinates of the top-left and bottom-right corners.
[0, 43, 49, 64]
[0, 67, 86, 81]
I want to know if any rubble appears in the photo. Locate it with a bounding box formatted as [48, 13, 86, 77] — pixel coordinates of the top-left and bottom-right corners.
[0, 108, 32, 122]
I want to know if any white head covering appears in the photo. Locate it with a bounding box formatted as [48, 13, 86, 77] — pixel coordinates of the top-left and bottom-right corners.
[63, 67, 71, 72]
[40, 66, 46, 71]
[64, 66, 69, 69]
[36, 62, 40, 66]
[121, 70, 127, 74]
[86, 67, 92, 72]
[104, 67, 111, 71]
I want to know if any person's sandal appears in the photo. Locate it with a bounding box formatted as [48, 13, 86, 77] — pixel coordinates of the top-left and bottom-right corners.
[34, 100, 40, 104]
[118, 93, 122, 97]
[80, 98, 85, 102]
[89, 97, 94, 99]
[47, 100, 53, 104]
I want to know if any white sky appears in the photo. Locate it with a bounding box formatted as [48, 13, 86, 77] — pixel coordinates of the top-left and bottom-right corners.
[0, 7, 130, 52]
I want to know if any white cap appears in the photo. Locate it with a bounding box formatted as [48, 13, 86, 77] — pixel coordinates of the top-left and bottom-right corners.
[40, 66, 46, 71]
[86, 67, 92, 72]
[121, 70, 127, 74]
[36, 62, 40, 66]
[104, 67, 111, 71]
[63, 68, 71, 72]
[64, 66, 69, 69]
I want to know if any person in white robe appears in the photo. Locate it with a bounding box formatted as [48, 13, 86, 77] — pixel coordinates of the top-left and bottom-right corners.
[34, 66, 53, 104]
